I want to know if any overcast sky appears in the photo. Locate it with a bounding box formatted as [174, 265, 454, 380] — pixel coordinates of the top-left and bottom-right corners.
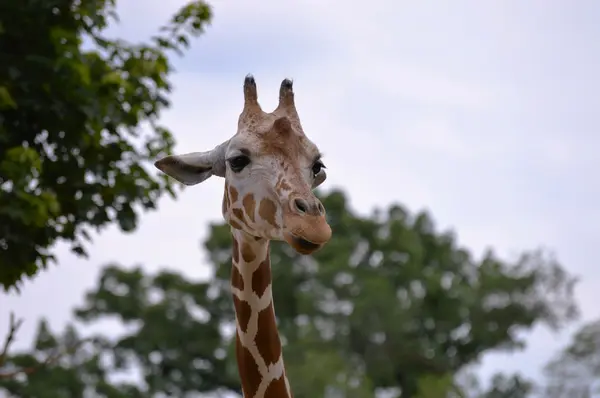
[2, 0, 599, 392]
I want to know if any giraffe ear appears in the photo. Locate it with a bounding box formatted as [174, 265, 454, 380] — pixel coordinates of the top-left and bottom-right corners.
[155, 141, 228, 186]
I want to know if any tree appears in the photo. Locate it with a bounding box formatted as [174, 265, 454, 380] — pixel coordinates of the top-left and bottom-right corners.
[0, 267, 238, 397]
[0, 190, 580, 397]
[0, 318, 153, 397]
[543, 318, 600, 398]
[0, 0, 212, 291]
[477, 373, 535, 398]
[486, 373, 534, 398]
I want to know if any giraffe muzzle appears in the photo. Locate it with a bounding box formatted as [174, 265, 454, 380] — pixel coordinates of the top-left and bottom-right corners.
[283, 213, 332, 255]
[289, 235, 322, 254]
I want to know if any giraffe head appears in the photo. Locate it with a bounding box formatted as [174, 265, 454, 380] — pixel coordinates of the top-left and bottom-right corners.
[155, 75, 332, 254]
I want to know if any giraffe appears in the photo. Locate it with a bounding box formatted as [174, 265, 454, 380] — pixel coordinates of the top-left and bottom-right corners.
[154, 74, 332, 397]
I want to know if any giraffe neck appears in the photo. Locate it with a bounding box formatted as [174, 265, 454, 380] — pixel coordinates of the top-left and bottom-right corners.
[230, 229, 293, 398]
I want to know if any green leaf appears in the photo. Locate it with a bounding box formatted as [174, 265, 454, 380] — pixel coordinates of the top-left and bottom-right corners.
[0, 86, 16, 108]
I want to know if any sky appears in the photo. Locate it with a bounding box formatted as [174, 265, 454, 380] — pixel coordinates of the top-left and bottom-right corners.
[2, 0, 600, 393]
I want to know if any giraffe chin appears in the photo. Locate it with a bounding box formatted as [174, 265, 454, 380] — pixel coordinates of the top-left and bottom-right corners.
[285, 234, 323, 255]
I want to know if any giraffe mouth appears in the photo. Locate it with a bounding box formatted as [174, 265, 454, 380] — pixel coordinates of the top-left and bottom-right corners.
[289, 235, 322, 254]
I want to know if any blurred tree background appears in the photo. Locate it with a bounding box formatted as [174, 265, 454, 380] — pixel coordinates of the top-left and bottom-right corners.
[0, 191, 585, 397]
[0, 0, 593, 397]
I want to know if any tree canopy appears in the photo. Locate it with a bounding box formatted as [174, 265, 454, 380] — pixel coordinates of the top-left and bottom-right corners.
[0, 190, 580, 397]
[543, 318, 600, 398]
[0, 0, 212, 291]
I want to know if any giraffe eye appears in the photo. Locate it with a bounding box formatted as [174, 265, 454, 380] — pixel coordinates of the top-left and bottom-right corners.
[228, 155, 250, 173]
[311, 160, 325, 176]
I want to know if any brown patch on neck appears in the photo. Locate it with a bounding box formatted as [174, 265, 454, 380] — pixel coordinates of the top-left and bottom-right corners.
[264, 374, 290, 398]
[236, 334, 261, 397]
[256, 302, 282, 367]
[243, 194, 256, 223]
[232, 294, 252, 333]
[252, 253, 271, 297]
[231, 265, 244, 291]
[232, 236, 240, 264]
[252, 254, 281, 366]
[241, 242, 256, 263]
[258, 198, 279, 228]
[231, 239, 250, 330]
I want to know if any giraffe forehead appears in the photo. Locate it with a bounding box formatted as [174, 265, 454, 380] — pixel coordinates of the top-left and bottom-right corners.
[230, 131, 319, 164]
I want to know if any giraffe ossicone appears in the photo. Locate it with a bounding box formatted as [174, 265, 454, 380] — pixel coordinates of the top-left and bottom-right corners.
[155, 74, 332, 397]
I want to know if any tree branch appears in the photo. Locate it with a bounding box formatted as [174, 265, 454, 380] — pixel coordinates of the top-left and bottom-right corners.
[0, 313, 88, 379]
[0, 312, 23, 367]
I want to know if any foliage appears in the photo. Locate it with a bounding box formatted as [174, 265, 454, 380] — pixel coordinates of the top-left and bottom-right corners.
[543, 318, 600, 398]
[414, 374, 465, 398]
[0, 190, 580, 397]
[0, 0, 212, 291]
[0, 319, 146, 397]
[479, 373, 535, 398]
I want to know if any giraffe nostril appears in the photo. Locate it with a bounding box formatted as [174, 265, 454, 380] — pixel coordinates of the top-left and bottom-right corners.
[317, 202, 325, 215]
[293, 198, 309, 214]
